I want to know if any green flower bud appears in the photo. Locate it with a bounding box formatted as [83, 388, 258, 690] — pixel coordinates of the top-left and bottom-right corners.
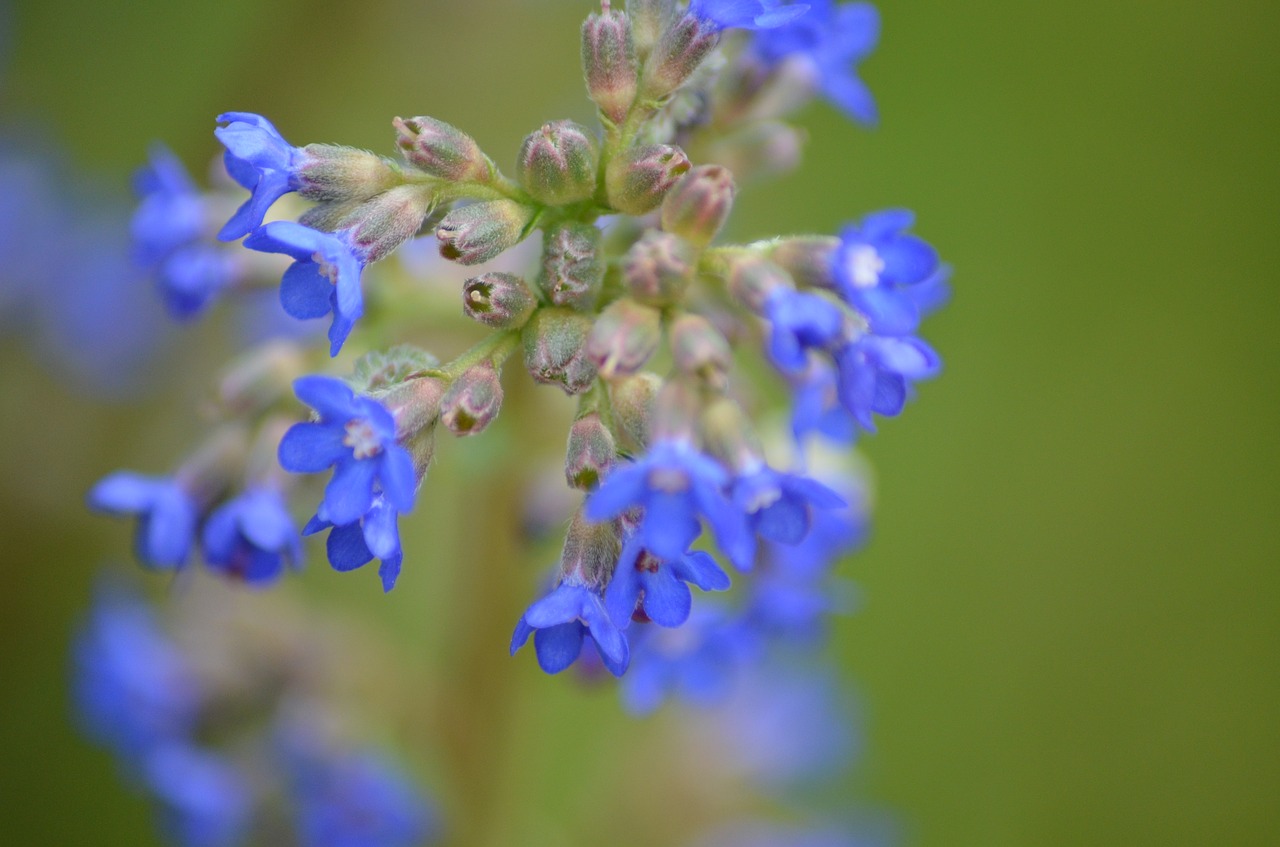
[585, 298, 662, 378]
[540, 222, 605, 310]
[463, 272, 537, 330]
[295, 144, 401, 202]
[608, 371, 662, 452]
[344, 184, 437, 263]
[623, 230, 695, 305]
[559, 507, 622, 588]
[699, 396, 764, 474]
[374, 374, 449, 442]
[670, 312, 732, 389]
[516, 120, 599, 206]
[661, 164, 735, 248]
[440, 362, 504, 436]
[565, 412, 616, 490]
[727, 257, 792, 314]
[393, 116, 493, 183]
[522, 307, 598, 395]
[436, 199, 534, 266]
[768, 236, 840, 291]
[582, 3, 639, 125]
[605, 143, 690, 215]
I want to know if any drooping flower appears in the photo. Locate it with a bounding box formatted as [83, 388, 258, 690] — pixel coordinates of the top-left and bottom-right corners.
[303, 496, 405, 592]
[751, 0, 881, 125]
[131, 143, 207, 266]
[731, 464, 846, 546]
[789, 357, 858, 444]
[88, 472, 200, 569]
[833, 332, 941, 431]
[832, 209, 940, 335]
[605, 534, 731, 629]
[154, 244, 240, 321]
[277, 376, 417, 527]
[215, 112, 305, 241]
[762, 287, 846, 374]
[690, 0, 811, 32]
[511, 574, 630, 677]
[201, 487, 303, 585]
[244, 221, 366, 356]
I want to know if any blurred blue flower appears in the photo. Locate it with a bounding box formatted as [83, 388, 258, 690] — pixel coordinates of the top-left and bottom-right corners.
[763, 287, 846, 375]
[144, 744, 253, 847]
[201, 487, 303, 585]
[833, 209, 939, 335]
[790, 358, 858, 444]
[621, 609, 759, 713]
[834, 333, 940, 431]
[88, 472, 201, 569]
[731, 464, 846, 545]
[691, 0, 810, 31]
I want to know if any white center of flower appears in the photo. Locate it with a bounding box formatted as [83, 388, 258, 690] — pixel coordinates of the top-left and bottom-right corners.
[343, 419, 383, 459]
[847, 245, 884, 289]
[648, 467, 690, 493]
[312, 251, 340, 285]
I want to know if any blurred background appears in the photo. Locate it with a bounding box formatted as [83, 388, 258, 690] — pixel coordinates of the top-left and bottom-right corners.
[1, 1, 1277, 845]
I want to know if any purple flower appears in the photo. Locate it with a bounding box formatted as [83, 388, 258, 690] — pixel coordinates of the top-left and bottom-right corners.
[215, 111, 304, 241]
[763, 287, 846, 374]
[585, 439, 753, 570]
[511, 575, 630, 677]
[201, 487, 303, 585]
[303, 496, 405, 592]
[88, 472, 200, 569]
[731, 465, 846, 545]
[244, 221, 366, 356]
[752, 0, 881, 125]
[690, 0, 810, 31]
[277, 376, 417, 526]
[834, 332, 940, 431]
[605, 535, 731, 629]
[832, 209, 940, 335]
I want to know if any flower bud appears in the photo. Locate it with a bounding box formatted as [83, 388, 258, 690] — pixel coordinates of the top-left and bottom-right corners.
[539, 222, 605, 310]
[565, 412, 616, 490]
[628, 0, 678, 59]
[608, 371, 662, 452]
[436, 200, 534, 265]
[699, 396, 764, 473]
[393, 116, 493, 183]
[661, 164, 735, 247]
[707, 121, 804, 182]
[559, 507, 622, 587]
[768, 236, 839, 290]
[605, 144, 690, 215]
[295, 144, 401, 202]
[352, 344, 441, 393]
[218, 341, 307, 417]
[440, 362, 504, 436]
[522, 308, 598, 395]
[344, 184, 437, 263]
[726, 257, 792, 313]
[586, 298, 662, 378]
[582, 3, 639, 125]
[642, 12, 718, 99]
[516, 120, 599, 206]
[463, 272, 536, 329]
[376, 375, 449, 441]
[623, 230, 695, 305]
[670, 312, 732, 388]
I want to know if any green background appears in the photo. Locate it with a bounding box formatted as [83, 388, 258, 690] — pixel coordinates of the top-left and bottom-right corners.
[1, 1, 1277, 845]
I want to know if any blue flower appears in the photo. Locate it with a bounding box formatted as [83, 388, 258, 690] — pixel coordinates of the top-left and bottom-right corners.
[131, 143, 206, 266]
[201, 487, 303, 585]
[908, 262, 953, 318]
[605, 534, 731, 629]
[303, 496, 405, 592]
[585, 439, 753, 570]
[832, 209, 940, 334]
[620, 609, 758, 713]
[751, 0, 881, 125]
[731, 465, 846, 545]
[244, 221, 366, 356]
[155, 245, 240, 321]
[215, 112, 304, 241]
[277, 376, 417, 526]
[690, 0, 810, 31]
[511, 574, 630, 677]
[144, 743, 252, 847]
[762, 287, 846, 374]
[834, 332, 940, 431]
[790, 358, 857, 444]
[88, 472, 200, 569]
[290, 750, 437, 847]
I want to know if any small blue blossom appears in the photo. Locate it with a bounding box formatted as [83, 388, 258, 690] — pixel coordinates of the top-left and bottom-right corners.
[790, 358, 857, 444]
[752, 0, 881, 125]
[144, 743, 253, 847]
[832, 209, 940, 335]
[585, 438, 754, 570]
[155, 244, 240, 321]
[763, 287, 846, 374]
[731, 464, 846, 545]
[908, 262, 953, 317]
[131, 143, 206, 266]
[621, 609, 758, 713]
[215, 111, 305, 241]
[834, 332, 940, 431]
[690, 0, 810, 31]
[277, 376, 417, 526]
[244, 221, 366, 356]
[303, 495, 405, 592]
[201, 487, 303, 585]
[511, 574, 630, 677]
[288, 748, 438, 847]
[88, 472, 200, 569]
[605, 534, 731, 629]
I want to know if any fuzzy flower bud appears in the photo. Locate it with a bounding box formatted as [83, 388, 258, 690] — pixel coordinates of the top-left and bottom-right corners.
[522, 308, 598, 395]
[393, 116, 493, 183]
[295, 144, 402, 202]
[628, 0, 678, 59]
[608, 371, 662, 452]
[565, 413, 617, 490]
[605, 144, 691, 215]
[727, 257, 792, 313]
[670, 312, 732, 388]
[661, 164, 735, 247]
[436, 200, 534, 266]
[374, 375, 449, 442]
[540, 222, 605, 310]
[700, 396, 765, 473]
[623, 230, 696, 305]
[440, 362, 504, 436]
[769, 236, 839, 290]
[463, 272, 536, 329]
[516, 121, 599, 206]
[582, 3, 639, 125]
[586, 298, 662, 378]
[643, 12, 719, 99]
[560, 508, 622, 587]
[343, 184, 436, 263]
